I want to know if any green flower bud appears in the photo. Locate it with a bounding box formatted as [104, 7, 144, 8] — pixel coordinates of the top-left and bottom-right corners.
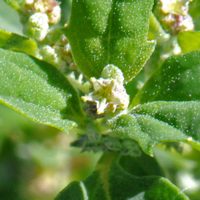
[101, 64, 124, 85]
[40, 45, 60, 66]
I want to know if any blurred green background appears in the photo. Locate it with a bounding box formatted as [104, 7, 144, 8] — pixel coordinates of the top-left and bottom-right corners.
[0, 0, 200, 199]
[0, 103, 101, 200]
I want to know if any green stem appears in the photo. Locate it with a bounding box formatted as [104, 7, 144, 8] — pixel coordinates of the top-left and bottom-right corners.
[149, 13, 170, 43]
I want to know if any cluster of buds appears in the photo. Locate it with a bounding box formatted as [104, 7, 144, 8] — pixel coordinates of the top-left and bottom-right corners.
[81, 64, 129, 116]
[39, 34, 76, 69]
[154, 0, 194, 35]
[58, 34, 76, 70]
[21, 0, 61, 41]
[15, 1, 76, 70]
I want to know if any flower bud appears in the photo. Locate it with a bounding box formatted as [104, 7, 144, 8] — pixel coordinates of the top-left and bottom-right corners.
[47, 5, 61, 24]
[101, 64, 124, 85]
[40, 45, 60, 65]
[24, 12, 49, 41]
[154, 0, 194, 34]
[34, 0, 61, 24]
[25, 0, 34, 5]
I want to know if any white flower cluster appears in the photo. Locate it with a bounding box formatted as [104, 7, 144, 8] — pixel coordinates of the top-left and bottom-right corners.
[22, 0, 61, 41]
[33, 0, 61, 24]
[156, 0, 194, 34]
[18, 1, 76, 70]
[59, 35, 76, 70]
[39, 34, 76, 68]
[81, 64, 129, 115]
[161, 0, 189, 15]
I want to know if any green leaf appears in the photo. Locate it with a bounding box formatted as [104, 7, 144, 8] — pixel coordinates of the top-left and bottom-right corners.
[148, 13, 170, 43]
[133, 101, 200, 152]
[131, 50, 200, 107]
[0, 30, 39, 57]
[0, 48, 85, 132]
[125, 68, 146, 103]
[189, 0, 200, 19]
[63, 0, 155, 81]
[0, 1, 22, 34]
[109, 100, 200, 155]
[178, 31, 200, 53]
[108, 114, 186, 156]
[54, 153, 189, 200]
[4, 0, 24, 11]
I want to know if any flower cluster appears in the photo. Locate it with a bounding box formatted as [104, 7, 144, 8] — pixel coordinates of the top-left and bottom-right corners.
[39, 34, 76, 70]
[155, 0, 194, 35]
[81, 65, 129, 115]
[21, 0, 61, 41]
[12, 1, 76, 71]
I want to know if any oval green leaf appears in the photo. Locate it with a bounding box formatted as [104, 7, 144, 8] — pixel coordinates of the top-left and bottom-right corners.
[131, 50, 200, 107]
[0, 48, 85, 133]
[108, 113, 187, 155]
[109, 100, 200, 155]
[63, 0, 155, 81]
[4, 0, 24, 11]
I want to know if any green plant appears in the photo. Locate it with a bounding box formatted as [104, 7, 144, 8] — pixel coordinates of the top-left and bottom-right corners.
[1, 0, 200, 199]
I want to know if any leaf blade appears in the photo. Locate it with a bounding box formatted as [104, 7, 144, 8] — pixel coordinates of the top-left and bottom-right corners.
[64, 0, 155, 81]
[0, 30, 40, 57]
[178, 31, 200, 53]
[0, 48, 85, 132]
[134, 101, 200, 151]
[109, 100, 200, 155]
[108, 113, 188, 155]
[54, 153, 189, 200]
[131, 50, 200, 107]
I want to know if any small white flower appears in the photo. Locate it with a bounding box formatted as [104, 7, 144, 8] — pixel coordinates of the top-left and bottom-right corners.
[47, 5, 61, 24]
[25, 0, 34, 5]
[160, 0, 190, 16]
[179, 15, 194, 31]
[157, 0, 194, 34]
[81, 65, 129, 115]
[24, 12, 49, 41]
[34, 0, 61, 24]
